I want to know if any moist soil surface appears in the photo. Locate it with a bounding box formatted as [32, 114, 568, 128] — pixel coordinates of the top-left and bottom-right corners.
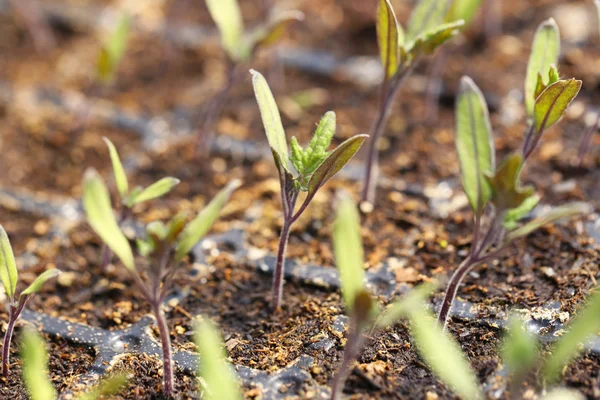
[1, 0, 599, 399]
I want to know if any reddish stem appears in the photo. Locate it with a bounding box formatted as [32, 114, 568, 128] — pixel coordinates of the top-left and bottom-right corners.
[152, 302, 174, 398]
[271, 218, 293, 311]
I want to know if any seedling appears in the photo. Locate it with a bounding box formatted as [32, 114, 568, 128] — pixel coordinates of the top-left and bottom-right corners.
[96, 14, 130, 84]
[0, 225, 60, 376]
[200, 0, 303, 153]
[331, 194, 482, 400]
[250, 70, 367, 311]
[21, 327, 128, 400]
[100, 137, 180, 268]
[361, 0, 465, 208]
[438, 19, 587, 329]
[83, 169, 239, 397]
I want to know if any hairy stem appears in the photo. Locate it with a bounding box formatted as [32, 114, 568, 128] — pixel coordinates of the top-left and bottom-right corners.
[1, 309, 17, 377]
[271, 218, 293, 311]
[152, 302, 174, 398]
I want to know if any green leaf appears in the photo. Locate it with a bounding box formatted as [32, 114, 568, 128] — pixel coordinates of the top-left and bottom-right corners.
[455, 76, 495, 213]
[407, 20, 464, 58]
[21, 328, 56, 400]
[206, 0, 244, 61]
[76, 373, 129, 400]
[129, 177, 180, 206]
[195, 320, 242, 400]
[485, 153, 534, 210]
[505, 202, 591, 242]
[541, 388, 585, 400]
[525, 19, 560, 115]
[333, 194, 365, 312]
[306, 134, 368, 199]
[166, 212, 188, 244]
[250, 70, 295, 176]
[21, 269, 61, 296]
[97, 14, 130, 83]
[0, 225, 18, 299]
[446, 0, 483, 26]
[542, 289, 600, 383]
[502, 316, 538, 377]
[103, 137, 129, 199]
[290, 136, 305, 174]
[247, 10, 304, 56]
[304, 111, 336, 176]
[136, 238, 154, 258]
[534, 79, 582, 133]
[376, 283, 437, 329]
[377, 0, 402, 80]
[83, 169, 135, 271]
[503, 195, 540, 230]
[406, 0, 451, 41]
[175, 180, 240, 261]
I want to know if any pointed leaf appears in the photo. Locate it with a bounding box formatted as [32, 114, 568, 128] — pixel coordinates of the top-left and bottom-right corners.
[83, 169, 135, 271]
[408, 20, 464, 57]
[21, 269, 61, 296]
[103, 137, 129, 199]
[130, 177, 180, 205]
[77, 373, 129, 400]
[97, 14, 130, 83]
[525, 19, 560, 115]
[446, 0, 483, 26]
[406, 0, 451, 41]
[377, 0, 402, 80]
[304, 111, 336, 175]
[206, 0, 244, 61]
[455, 76, 495, 213]
[195, 320, 242, 400]
[534, 79, 582, 133]
[542, 289, 600, 383]
[486, 153, 534, 210]
[0, 225, 18, 299]
[333, 194, 365, 312]
[175, 180, 241, 261]
[166, 212, 188, 244]
[21, 328, 56, 400]
[250, 70, 295, 176]
[502, 316, 538, 377]
[247, 10, 304, 53]
[505, 202, 591, 242]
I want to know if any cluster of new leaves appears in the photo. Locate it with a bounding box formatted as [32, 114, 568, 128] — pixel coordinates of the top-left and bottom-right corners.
[206, 0, 303, 63]
[21, 328, 128, 400]
[96, 14, 130, 84]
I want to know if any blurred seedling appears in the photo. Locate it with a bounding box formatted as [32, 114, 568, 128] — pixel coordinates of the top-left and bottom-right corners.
[21, 327, 128, 400]
[250, 70, 367, 311]
[200, 0, 303, 154]
[100, 137, 180, 269]
[96, 14, 131, 85]
[83, 169, 239, 398]
[438, 19, 587, 329]
[330, 194, 482, 400]
[0, 225, 60, 376]
[361, 0, 465, 208]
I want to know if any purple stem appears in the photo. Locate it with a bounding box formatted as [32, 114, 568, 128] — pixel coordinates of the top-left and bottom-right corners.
[152, 302, 174, 398]
[330, 313, 365, 400]
[2, 297, 29, 376]
[271, 217, 293, 311]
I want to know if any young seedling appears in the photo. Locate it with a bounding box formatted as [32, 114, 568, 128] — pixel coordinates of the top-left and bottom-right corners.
[83, 169, 239, 398]
[438, 19, 587, 330]
[0, 225, 60, 376]
[330, 194, 482, 400]
[250, 70, 368, 311]
[100, 137, 180, 269]
[96, 14, 131, 84]
[21, 327, 128, 400]
[200, 0, 303, 153]
[360, 0, 465, 208]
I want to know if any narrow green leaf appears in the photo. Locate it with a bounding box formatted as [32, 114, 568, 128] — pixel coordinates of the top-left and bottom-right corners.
[130, 177, 180, 205]
[505, 202, 591, 242]
[0, 225, 18, 299]
[103, 137, 129, 199]
[83, 169, 135, 271]
[165, 212, 188, 244]
[250, 70, 295, 176]
[541, 388, 585, 400]
[247, 10, 304, 55]
[304, 111, 336, 175]
[525, 19, 560, 115]
[97, 14, 130, 83]
[195, 320, 242, 400]
[21, 269, 61, 296]
[406, 0, 451, 41]
[175, 180, 241, 261]
[502, 317, 538, 377]
[306, 134, 368, 198]
[407, 20, 464, 57]
[503, 195, 540, 230]
[377, 0, 402, 80]
[206, 0, 244, 61]
[21, 328, 56, 400]
[534, 79, 582, 133]
[542, 289, 600, 382]
[446, 0, 483, 26]
[76, 373, 129, 400]
[333, 194, 365, 312]
[486, 153, 534, 210]
[290, 137, 305, 174]
[455, 76, 495, 213]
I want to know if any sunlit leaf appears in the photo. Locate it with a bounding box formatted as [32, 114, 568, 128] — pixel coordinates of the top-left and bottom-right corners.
[377, 0, 402, 80]
[455, 76, 495, 213]
[175, 180, 240, 261]
[407, 20, 464, 57]
[541, 388, 585, 400]
[206, 0, 244, 61]
[446, 0, 483, 26]
[525, 19, 560, 116]
[97, 14, 130, 83]
[505, 202, 591, 242]
[21, 328, 56, 400]
[534, 79, 582, 133]
[304, 111, 336, 176]
[485, 153, 534, 210]
[83, 169, 135, 271]
[195, 320, 242, 400]
[503, 195, 540, 230]
[542, 289, 600, 382]
[406, 0, 451, 41]
[77, 373, 129, 400]
[247, 10, 304, 55]
[21, 269, 61, 296]
[129, 177, 180, 206]
[0, 225, 18, 299]
[103, 137, 129, 199]
[502, 316, 538, 377]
